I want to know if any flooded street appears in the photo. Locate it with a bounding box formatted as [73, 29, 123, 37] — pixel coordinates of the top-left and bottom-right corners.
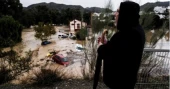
[3, 26, 86, 81]
[144, 30, 169, 51]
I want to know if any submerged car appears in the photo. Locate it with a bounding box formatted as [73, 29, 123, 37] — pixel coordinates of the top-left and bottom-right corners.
[52, 54, 69, 66]
[41, 40, 51, 45]
[58, 34, 68, 38]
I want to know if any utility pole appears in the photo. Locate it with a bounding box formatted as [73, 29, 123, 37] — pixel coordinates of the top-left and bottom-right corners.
[81, 9, 84, 29]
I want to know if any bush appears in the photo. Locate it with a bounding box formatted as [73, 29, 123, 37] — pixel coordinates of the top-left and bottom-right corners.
[0, 16, 22, 47]
[0, 49, 32, 84]
[82, 36, 99, 80]
[32, 69, 63, 86]
[76, 28, 87, 40]
[0, 65, 12, 84]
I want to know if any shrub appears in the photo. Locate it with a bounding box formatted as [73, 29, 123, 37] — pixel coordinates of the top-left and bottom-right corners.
[0, 16, 22, 47]
[32, 68, 63, 86]
[0, 49, 32, 84]
[0, 65, 12, 84]
[76, 28, 87, 40]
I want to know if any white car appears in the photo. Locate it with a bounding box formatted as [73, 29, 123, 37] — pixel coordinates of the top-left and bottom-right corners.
[75, 44, 84, 52]
[58, 33, 68, 38]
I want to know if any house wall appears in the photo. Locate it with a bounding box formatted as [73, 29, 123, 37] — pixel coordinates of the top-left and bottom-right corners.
[69, 20, 87, 32]
[70, 21, 75, 32]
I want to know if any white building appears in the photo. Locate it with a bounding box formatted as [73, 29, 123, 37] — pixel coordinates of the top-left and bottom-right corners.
[154, 6, 167, 14]
[92, 12, 101, 17]
[154, 6, 165, 19]
[69, 19, 87, 34]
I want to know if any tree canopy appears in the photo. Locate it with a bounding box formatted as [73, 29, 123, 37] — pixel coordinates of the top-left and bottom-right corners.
[0, 16, 22, 47]
[0, 0, 23, 20]
[34, 22, 56, 41]
[140, 9, 169, 30]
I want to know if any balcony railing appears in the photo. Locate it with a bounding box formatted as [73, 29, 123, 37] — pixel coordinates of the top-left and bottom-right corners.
[135, 48, 170, 89]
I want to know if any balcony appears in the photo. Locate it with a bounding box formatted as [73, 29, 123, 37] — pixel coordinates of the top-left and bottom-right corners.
[135, 48, 169, 89]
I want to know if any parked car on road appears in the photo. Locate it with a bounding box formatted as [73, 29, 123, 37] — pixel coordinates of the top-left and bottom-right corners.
[41, 40, 51, 45]
[61, 35, 68, 38]
[52, 54, 69, 66]
[58, 34, 68, 38]
[69, 35, 76, 40]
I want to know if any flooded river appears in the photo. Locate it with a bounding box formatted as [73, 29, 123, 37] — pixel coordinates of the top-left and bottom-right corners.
[2, 27, 170, 79]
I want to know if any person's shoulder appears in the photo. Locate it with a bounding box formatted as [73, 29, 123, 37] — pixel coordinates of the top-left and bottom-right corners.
[109, 31, 122, 41]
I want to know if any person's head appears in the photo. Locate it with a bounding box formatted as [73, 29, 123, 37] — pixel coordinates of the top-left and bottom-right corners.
[114, 1, 140, 31]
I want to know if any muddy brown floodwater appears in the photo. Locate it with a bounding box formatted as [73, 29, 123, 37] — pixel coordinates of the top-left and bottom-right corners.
[2, 26, 86, 84]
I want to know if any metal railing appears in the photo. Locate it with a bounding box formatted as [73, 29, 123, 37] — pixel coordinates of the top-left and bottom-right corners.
[135, 48, 170, 89]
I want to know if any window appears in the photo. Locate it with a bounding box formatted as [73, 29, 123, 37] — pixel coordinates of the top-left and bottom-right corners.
[55, 56, 58, 59]
[61, 58, 68, 62]
[77, 24, 80, 29]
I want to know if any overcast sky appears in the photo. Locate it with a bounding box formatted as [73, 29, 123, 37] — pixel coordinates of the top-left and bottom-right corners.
[20, 0, 169, 11]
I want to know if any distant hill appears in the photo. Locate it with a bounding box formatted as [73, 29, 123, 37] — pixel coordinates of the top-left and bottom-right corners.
[140, 1, 169, 11]
[24, 2, 106, 13]
[23, 1, 169, 13]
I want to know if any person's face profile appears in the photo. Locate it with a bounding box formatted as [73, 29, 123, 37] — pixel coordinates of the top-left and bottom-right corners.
[114, 8, 119, 26]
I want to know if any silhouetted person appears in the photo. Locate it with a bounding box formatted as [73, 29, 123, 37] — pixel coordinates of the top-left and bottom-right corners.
[93, 1, 145, 89]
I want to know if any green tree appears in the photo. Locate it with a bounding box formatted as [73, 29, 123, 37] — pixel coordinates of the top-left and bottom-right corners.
[60, 8, 81, 25]
[0, 0, 23, 20]
[0, 16, 22, 47]
[92, 17, 105, 33]
[35, 6, 51, 24]
[140, 13, 168, 30]
[72, 8, 81, 21]
[19, 10, 36, 28]
[34, 22, 56, 42]
[144, 6, 155, 13]
[76, 28, 87, 40]
[83, 12, 91, 25]
[49, 9, 60, 25]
